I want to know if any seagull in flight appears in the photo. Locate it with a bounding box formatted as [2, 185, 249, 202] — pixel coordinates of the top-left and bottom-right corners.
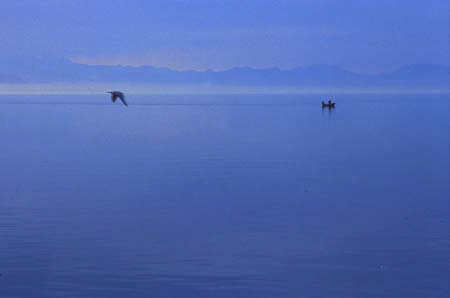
[107, 91, 128, 106]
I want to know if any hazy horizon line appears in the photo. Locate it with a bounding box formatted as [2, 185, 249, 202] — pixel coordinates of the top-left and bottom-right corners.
[0, 82, 449, 96]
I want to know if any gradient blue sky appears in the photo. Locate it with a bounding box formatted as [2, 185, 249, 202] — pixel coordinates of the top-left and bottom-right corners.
[1, 0, 449, 73]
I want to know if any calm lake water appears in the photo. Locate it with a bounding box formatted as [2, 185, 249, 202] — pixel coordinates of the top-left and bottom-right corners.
[0, 94, 448, 298]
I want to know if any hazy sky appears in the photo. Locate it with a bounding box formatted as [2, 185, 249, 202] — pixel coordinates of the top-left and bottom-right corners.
[1, 0, 449, 73]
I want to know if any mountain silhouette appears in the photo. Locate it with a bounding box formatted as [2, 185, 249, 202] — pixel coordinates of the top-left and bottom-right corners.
[1, 57, 449, 89]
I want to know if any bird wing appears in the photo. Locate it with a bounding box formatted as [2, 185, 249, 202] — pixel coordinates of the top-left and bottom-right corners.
[118, 93, 128, 106]
[111, 93, 117, 103]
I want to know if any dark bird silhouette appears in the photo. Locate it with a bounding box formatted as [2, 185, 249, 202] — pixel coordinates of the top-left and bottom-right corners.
[108, 91, 128, 106]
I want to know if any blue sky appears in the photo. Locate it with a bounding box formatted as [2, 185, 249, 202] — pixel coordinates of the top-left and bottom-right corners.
[1, 0, 448, 73]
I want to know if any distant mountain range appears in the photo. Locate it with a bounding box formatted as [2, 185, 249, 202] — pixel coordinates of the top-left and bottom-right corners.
[1, 58, 449, 89]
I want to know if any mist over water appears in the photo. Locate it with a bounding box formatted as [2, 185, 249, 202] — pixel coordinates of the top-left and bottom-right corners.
[1, 83, 449, 96]
[0, 94, 448, 298]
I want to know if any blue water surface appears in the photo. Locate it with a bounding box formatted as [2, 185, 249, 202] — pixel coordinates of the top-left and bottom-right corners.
[0, 94, 448, 298]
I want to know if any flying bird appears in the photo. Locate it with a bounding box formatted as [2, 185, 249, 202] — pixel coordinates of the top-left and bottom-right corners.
[108, 91, 128, 106]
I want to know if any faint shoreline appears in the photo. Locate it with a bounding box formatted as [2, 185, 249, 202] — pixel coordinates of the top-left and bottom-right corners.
[0, 83, 449, 96]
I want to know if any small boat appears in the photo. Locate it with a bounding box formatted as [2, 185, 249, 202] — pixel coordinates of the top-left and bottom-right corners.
[322, 101, 336, 108]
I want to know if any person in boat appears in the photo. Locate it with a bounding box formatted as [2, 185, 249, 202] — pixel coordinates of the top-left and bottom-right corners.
[322, 100, 335, 107]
